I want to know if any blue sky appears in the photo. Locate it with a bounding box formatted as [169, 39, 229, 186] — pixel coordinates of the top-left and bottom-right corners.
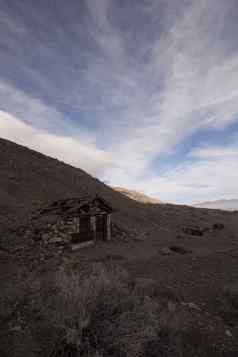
[1, 0, 238, 204]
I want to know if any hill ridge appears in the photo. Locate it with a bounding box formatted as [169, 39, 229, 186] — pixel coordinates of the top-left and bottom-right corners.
[0, 137, 162, 235]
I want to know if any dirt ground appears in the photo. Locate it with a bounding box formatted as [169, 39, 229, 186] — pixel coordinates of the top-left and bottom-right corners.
[1, 139, 238, 356]
[64, 209, 238, 354]
[1, 207, 238, 356]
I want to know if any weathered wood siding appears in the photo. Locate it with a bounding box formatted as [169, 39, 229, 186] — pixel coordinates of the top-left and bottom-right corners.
[106, 213, 112, 241]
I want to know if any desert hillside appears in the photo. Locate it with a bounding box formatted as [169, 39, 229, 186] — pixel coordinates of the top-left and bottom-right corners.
[1, 138, 238, 356]
[0, 138, 161, 235]
[1, 137, 237, 239]
[1, 137, 238, 239]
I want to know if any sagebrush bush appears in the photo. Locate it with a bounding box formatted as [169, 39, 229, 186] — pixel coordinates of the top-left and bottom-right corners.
[50, 263, 160, 357]
[1, 262, 234, 357]
[1, 263, 161, 357]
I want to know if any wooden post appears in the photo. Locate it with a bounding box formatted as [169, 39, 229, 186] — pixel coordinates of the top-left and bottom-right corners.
[77, 217, 80, 233]
[106, 214, 111, 241]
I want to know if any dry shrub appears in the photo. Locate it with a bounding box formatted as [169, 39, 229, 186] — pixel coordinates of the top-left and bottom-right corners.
[212, 282, 238, 328]
[1, 263, 235, 357]
[51, 263, 160, 357]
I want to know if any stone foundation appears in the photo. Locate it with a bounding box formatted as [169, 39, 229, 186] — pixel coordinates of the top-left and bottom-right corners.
[71, 240, 94, 251]
[42, 217, 79, 245]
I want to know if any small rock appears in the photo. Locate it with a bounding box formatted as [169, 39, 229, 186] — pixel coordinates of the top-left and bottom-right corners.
[202, 227, 211, 233]
[49, 237, 63, 243]
[168, 301, 176, 313]
[181, 302, 201, 311]
[170, 245, 192, 255]
[133, 235, 145, 242]
[188, 302, 201, 311]
[225, 329, 232, 338]
[11, 325, 22, 332]
[159, 247, 173, 255]
[213, 223, 224, 231]
[183, 225, 203, 236]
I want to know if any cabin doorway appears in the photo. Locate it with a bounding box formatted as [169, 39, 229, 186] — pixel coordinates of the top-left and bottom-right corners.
[96, 215, 107, 241]
[71, 216, 92, 244]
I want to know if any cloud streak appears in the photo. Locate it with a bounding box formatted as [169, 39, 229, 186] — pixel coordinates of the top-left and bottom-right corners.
[0, 110, 111, 175]
[0, 0, 238, 203]
[107, 0, 238, 170]
[106, 141, 238, 204]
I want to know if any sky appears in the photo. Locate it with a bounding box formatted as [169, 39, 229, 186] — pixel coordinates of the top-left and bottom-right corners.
[0, 0, 238, 204]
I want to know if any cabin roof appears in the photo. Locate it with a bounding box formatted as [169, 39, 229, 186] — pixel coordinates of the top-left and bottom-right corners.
[37, 194, 113, 218]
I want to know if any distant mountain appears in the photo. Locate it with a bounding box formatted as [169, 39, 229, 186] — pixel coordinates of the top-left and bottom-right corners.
[113, 187, 161, 204]
[195, 199, 238, 211]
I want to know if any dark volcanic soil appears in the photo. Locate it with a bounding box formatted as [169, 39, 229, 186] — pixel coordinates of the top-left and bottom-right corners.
[1, 137, 238, 356]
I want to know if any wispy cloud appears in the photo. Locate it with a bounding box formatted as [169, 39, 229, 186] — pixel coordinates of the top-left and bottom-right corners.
[0, 110, 111, 175]
[0, 0, 238, 203]
[0, 81, 67, 134]
[100, 0, 238, 201]
[106, 0, 238, 171]
[106, 141, 238, 204]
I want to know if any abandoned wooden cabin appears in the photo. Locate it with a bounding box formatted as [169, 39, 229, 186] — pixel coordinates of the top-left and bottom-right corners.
[34, 195, 113, 250]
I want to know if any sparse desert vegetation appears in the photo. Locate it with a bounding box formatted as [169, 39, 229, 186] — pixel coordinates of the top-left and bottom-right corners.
[1, 261, 237, 357]
[0, 139, 238, 356]
[1, 0, 238, 354]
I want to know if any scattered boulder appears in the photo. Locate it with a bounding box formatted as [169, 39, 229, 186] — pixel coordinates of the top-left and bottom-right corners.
[159, 247, 173, 255]
[225, 329, 233, 338]
[169, 245, 192, 255]
[159, 245, 192, 255]
[181, 302, 201, 311]
[183, 225, 203, 236]
[181, 223, 224, 237]
[213, 223, 225, 231]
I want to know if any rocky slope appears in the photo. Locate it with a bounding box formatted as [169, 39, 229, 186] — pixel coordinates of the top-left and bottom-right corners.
[0, 138, 175, 241]
[0, 138, 153, 235]
[1, 137, 238, 356]
[0, 137, 237, 240]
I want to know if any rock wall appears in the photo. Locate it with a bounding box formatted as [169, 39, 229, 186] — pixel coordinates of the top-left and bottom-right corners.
[23, 216, 80, 248]
[41, 217, 79, 245]
[23, 213, 113, 249]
